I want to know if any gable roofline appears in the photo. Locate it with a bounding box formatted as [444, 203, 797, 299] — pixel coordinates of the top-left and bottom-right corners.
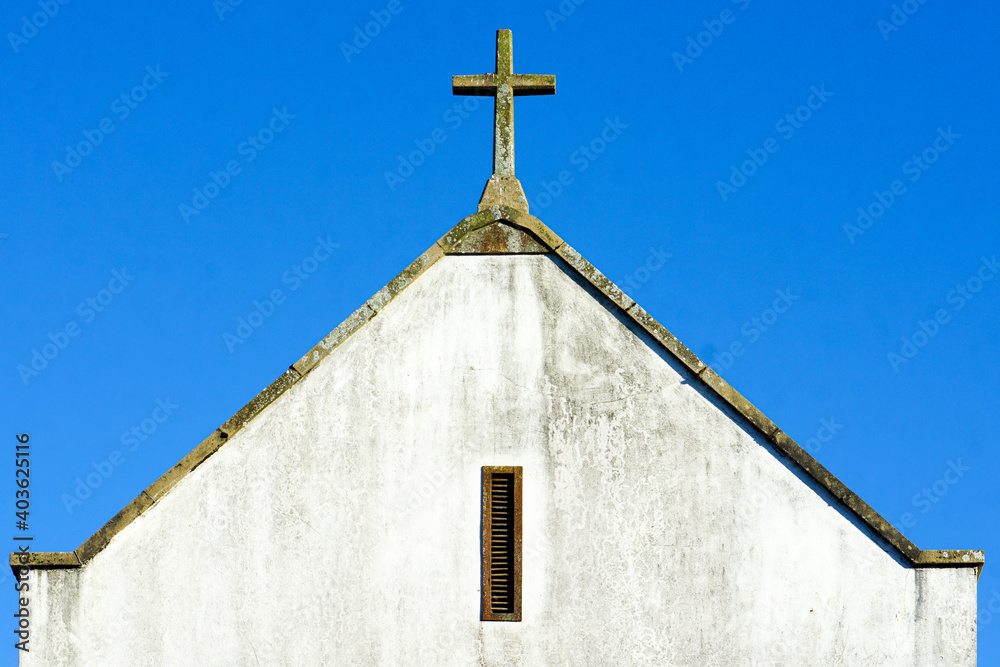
[11, 205, 984, 578]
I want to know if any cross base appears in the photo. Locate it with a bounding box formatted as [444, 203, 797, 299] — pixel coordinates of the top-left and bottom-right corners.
[478, 175, 529, 213]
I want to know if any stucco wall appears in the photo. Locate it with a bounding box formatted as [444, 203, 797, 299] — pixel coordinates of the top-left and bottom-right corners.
[24, 255, 977, 666]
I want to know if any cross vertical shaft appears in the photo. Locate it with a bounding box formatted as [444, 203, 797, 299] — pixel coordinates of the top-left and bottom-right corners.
[493, 29, 515, 177]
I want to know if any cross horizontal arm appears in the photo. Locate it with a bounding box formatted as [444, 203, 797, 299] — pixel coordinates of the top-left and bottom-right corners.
[453, 74, 496, 96]
[507, 74, 556, 96]
[453, 74, 556, 96]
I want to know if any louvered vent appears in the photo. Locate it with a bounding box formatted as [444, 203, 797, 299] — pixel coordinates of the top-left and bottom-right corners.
[481, 466, 522, 621]
[489, 473, 515, 613]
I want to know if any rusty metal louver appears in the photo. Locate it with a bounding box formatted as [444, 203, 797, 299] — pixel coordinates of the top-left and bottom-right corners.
[481, 466, 522, 621]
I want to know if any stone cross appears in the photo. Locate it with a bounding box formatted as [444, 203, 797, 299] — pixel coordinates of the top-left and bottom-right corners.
[453, 30, 555, 212]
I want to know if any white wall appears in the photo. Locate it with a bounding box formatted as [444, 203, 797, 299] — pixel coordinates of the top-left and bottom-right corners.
[24, 255, 977, 666]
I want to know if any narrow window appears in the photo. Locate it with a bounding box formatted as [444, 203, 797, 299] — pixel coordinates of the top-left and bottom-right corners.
[481, 466, 522, 621]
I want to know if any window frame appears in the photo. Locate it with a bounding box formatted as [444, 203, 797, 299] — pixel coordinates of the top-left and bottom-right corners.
[480, 465, 523, 622]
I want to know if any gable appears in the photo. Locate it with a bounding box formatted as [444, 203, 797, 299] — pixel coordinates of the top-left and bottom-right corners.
[18, 248, 981, 664]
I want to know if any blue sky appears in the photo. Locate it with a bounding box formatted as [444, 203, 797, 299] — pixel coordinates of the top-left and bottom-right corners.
[2, 0, 998, 662]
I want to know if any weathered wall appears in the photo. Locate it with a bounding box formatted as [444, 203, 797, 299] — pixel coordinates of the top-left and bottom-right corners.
[24, 255, 977, 666]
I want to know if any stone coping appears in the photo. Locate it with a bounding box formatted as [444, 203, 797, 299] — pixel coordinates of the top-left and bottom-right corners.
[11, 205, 984, 580]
